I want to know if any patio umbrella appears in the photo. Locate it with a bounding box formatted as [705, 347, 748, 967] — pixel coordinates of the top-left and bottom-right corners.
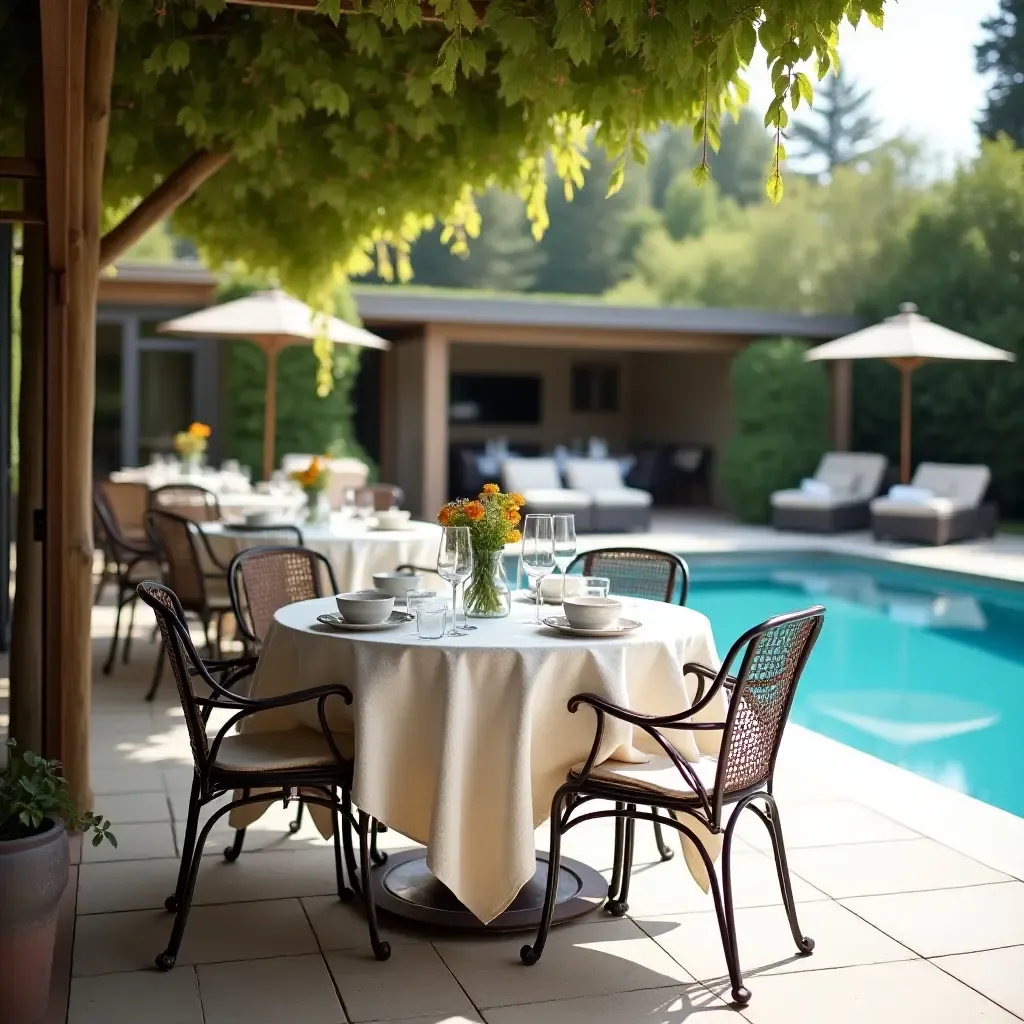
[160, 289, 390, 479]
[805, 302, 1014, 483]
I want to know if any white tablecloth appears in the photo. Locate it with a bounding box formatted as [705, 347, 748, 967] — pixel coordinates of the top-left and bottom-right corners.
[200, 520, 442, 594]
[229, 596, 726, 923]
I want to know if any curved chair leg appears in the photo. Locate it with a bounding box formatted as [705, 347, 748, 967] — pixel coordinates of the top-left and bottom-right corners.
[145, 647, 165, 702]
[103, 592, 126, 676]
[332, 789, 354, 902]
[122, 596, 137, 664]
[370, 820, 388, 866]
[224, 788, 250, 862]
[607, 803, 625, 902]
[165, 776, 202, 913]
[608, 808, 635, 917]
[93, 566, 110, 606]
[358, 810, 391, 960]
[289, 800, 305, 834]
[752, 798, 814, 955]
[341, 792, 360, 889]
[520, 786, 570, 966]
[652, 810, 675, 861]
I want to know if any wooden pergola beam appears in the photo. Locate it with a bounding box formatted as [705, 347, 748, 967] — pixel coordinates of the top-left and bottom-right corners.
[226, 0, 488, 22]
[0, 209, 46, 225]
[98, 148, 231, 270]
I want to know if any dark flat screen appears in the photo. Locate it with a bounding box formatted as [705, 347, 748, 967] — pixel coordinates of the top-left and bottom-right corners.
[449, 373, 542, 425]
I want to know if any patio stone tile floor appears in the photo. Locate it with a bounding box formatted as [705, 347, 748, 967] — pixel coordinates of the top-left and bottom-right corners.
[61, 588, 1024, 1024]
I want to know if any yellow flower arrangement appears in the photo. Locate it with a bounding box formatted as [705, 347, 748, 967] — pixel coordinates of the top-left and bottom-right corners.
[173, 422, 211, 459]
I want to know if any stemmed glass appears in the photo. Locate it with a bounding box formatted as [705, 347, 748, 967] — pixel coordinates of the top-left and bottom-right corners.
[521, 514, 555, 623]
[437, 526, 474, 636]
[552, 514, 577, 604]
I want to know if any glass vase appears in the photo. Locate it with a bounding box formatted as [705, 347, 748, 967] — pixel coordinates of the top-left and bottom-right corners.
[304, 488, 329, 525]
[182, 452, 203, 477]
[465, 549, 512, 618]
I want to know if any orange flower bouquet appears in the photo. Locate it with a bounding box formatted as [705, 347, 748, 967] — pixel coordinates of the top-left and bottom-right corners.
[174, 422, 211, 469]
[437, 484, 524, 618]
[289, 456, 330, 522]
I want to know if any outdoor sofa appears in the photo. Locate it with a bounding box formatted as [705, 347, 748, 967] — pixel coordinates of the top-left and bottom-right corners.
[871, 463, 997, 545]
[771, 452, 888, 533]
[501, 457, 593, 531]
[563, 457, 653, 532]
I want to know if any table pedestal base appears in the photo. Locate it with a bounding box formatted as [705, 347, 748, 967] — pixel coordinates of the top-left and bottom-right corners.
[370, 849, 606, 933]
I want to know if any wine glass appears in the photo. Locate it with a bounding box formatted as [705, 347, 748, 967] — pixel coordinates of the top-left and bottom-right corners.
[521, 514, 555, 623]
[552, 514, 577, 604]
[437, 526, 474, 636]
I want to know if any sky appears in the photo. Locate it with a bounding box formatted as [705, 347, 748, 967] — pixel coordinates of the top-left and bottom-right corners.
[747, 0, 1002, 173]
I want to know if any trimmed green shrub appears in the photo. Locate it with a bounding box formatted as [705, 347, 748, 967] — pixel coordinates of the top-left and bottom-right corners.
[721, 338, 830, 523]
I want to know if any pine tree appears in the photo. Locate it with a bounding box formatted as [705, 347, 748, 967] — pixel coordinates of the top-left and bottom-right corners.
[976, 0, 1024, 145]
[789, 68, 882, 175]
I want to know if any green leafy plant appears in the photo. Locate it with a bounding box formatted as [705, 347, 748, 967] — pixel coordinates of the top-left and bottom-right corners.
[0, 739, 117, 847]
[721, 338, 830, 523]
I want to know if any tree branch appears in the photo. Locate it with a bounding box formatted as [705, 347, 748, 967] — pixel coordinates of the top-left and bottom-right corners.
[226, 0, 488, 23]
[98, 149, 231, 269]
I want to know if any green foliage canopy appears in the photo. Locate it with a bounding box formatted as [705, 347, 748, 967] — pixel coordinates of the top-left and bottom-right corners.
[1, 0, 888, 304]
[721, 338, 830, 523]
[976, 0, 1024, 146]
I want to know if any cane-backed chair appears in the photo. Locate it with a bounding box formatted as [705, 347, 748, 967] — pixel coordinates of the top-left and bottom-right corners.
[136, 581, 391, 968]
[151, 483, 222, 522]
[94, 484, 161, 674]
[144, 510, 233, 700]
[521, 606, 826, 1008]
[356, 484, 405, 512]
[226, 545, 340, 848]
[566, 547, 691, 860]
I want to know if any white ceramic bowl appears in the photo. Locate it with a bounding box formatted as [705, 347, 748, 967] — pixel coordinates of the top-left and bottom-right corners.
[335, 590, 395, 625]
[244, 511, 274, 526]
[375, 509, 411, 529]
[372, 571, 424, 598]
[562, 596, 623, 631]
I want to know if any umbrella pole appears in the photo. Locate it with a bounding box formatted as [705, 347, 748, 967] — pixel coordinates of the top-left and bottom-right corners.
[263, 341, 279, 481]
[896, 360, 922, 484]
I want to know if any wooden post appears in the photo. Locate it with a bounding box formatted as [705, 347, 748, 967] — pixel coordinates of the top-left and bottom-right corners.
[262, 339, 280, 480]
[899, 363, 913, 485]
[421, 325, 448, 518]
[830, 360, 852, 451]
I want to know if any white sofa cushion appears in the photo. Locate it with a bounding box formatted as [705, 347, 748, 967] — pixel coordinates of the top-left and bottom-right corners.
[564, 458, 624, 491]
[520, 488, 592, 509]
[502, 458, 563, 493]
[589, 487, 652, 508]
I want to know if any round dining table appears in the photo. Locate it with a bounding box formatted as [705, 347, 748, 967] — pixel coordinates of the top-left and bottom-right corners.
[229, 593, 728, 930]
[199, 519, 442, 593]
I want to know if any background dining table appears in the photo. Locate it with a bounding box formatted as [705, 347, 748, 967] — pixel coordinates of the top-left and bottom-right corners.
[228, 594, 727, 927]
[200, 519, 442, 593]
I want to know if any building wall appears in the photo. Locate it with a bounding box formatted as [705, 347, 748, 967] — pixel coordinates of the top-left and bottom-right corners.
[447, 343, 633, 452]
[629, 351, 735, 504]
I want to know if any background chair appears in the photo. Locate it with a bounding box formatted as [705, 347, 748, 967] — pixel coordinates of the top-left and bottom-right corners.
[521, 605, 825, 1008]
[772, 452, 888, 533]
[136, 581, 391, 968]
[356, 484, 405, 512]
[144, 509, 233, 700]
[94, 484, 161, 674]
[151, 483, 222, 522]
[501, 457, 593, 530]
[567, 547, 691, 858]
[563, 458, 653, 532]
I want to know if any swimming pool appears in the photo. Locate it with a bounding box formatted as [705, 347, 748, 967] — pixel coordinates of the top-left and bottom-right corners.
[684, 553, 1024, 818]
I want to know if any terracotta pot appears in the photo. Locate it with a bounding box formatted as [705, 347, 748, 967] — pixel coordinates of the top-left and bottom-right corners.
[0, 818, 70, 1024]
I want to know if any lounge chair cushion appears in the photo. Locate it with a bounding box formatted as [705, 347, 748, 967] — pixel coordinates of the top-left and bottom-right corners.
[569, 752, 720, 800]
[771, 490, 861, 511]
[772, 451, 888, 510]
[588, 488, 652, 508]
[871, 463, 990, 518]
[502, 457, 563, 493]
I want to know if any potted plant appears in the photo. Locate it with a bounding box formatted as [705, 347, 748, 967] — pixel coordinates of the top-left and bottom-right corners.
[0, 739, 115, 1024]
[173, 420, 211, 474]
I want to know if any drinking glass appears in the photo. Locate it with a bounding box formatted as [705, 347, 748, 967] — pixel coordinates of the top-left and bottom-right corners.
[406, 589, 439, 615]
[582, 576, 610, 599]
[437, 526, 474, 636]
[415, 600, 448, 640]
[552, 514, 577, 604]
[521, 514, 556, 623]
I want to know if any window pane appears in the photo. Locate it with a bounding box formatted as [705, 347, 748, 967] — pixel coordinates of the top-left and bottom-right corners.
[93, 322, 123, 475]
[138, 349, 195, 463]
[597, 367, 619, 412]
[570, 365, 592, 412]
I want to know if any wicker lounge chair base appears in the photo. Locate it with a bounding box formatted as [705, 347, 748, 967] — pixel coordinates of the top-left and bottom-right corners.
[872, 503, 998, 546]
[772, 503, 871, 534]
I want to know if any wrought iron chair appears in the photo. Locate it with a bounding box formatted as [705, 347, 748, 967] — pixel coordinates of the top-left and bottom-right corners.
[144, 509, 234, 701]
[218, 523, 305, 548]
[151, 483, 222, 522]
[566, 547, 691, 860]
[226, 545, 340, 850]
[521, 605, 826, 1008]
[136, 581, 392, 968]
[93, 484, 162, 674]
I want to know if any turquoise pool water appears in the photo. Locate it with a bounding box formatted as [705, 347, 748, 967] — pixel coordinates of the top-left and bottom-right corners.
[684, 554, 1024, 818]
